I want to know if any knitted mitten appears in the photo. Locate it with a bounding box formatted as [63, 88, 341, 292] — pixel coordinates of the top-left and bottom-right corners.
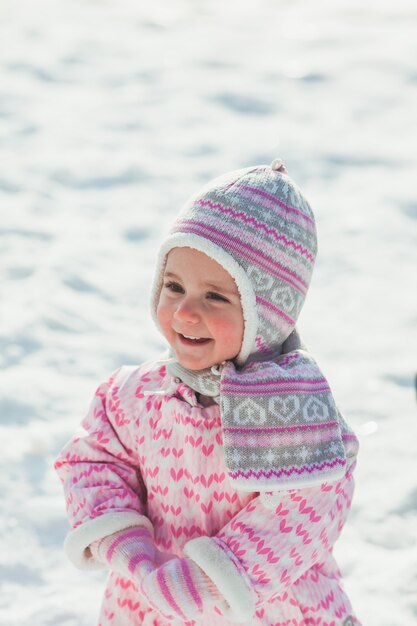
[89, 526, 159, 583]
[139, 555, 229, 621]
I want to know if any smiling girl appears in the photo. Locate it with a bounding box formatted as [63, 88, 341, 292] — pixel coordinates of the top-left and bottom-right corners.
[55, 159, 361, 626]
[157, 247, 244, 375]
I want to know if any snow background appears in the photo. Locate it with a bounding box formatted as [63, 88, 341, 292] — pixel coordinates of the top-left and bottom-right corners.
[1, 0, 416, 624]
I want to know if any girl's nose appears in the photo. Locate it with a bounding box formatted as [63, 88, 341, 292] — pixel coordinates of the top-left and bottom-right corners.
[173, 298, 200, 323]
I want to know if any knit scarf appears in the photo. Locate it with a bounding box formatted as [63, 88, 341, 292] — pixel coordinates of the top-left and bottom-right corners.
[167, 350, 359, 492]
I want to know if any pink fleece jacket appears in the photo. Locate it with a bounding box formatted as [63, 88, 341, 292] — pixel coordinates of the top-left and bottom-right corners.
[55, 359, 361, 626]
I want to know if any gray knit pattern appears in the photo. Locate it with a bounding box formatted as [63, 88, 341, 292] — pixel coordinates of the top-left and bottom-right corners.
[151, 162, 317, 362]
[167, 350, 359, 492]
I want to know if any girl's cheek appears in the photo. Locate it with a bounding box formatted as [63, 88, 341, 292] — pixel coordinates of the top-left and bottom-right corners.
[156, 300, 170, 328]
[212, 316, 242, 343]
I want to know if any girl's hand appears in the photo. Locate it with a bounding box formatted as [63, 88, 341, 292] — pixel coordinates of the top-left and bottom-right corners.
[139, 556, 229, 622]
[89, 525, 160, 583]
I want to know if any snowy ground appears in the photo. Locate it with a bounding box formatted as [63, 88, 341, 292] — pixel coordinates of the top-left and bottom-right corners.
[1, 1, 416, 624]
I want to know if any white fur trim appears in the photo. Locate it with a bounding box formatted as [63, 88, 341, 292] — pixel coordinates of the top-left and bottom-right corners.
[150, 232, 258, 365]
[184, 535, 255, 623]
[64, 512, 154, 570]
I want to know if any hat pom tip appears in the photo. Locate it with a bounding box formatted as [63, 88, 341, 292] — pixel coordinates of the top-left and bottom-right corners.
[271, 158, 287, 174]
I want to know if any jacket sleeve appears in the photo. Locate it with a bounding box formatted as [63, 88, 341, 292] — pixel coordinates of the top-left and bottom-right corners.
[184, 465, 356, 623]
[54, 367, 153, 570]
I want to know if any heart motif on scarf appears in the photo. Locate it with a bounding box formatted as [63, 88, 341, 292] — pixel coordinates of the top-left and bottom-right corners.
[168, 349, 359, 491]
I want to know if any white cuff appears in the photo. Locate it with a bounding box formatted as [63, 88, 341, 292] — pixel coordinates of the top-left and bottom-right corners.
[64, 511, 154, 570]
[184, 536, 255, 623]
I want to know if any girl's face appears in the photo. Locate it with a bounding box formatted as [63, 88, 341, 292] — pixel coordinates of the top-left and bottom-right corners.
[157, 247, 244, 371]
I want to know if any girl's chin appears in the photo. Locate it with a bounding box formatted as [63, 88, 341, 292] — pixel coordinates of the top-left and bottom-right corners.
[173, 351, 217, 371]
[176, 358, 214, 371]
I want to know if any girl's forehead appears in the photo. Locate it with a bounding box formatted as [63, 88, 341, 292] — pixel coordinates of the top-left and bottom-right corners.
[165, 247, 239, 292]
[166, 246, 205, 263]
[166, 247, 222, 272]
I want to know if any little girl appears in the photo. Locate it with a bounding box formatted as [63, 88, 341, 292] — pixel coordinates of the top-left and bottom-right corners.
[55, 159, 361, 626]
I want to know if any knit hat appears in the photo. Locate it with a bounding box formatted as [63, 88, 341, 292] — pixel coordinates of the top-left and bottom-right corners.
[151, 159, 316, 365]
[150, 159, 359, 491]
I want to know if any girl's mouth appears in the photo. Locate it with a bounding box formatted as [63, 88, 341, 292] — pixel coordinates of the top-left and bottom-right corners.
[178, 333, 212, 346]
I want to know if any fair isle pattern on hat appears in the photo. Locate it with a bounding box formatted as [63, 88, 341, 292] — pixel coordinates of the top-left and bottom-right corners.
[151, 160, 317, 365]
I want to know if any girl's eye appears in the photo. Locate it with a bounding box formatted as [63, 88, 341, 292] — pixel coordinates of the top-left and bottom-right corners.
[207, 291, 229, 303]
[164, 281, 184, 293]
